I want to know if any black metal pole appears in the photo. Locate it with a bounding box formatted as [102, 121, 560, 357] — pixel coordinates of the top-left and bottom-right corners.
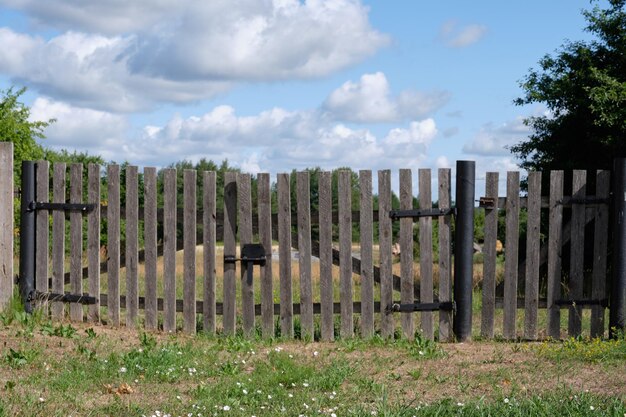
[610, 158, 626, 338]
[453, 160, 475, 341]
[19, 161, 36, 313]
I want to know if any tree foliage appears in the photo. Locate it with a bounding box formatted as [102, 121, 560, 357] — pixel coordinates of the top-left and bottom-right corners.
[512, 0, 626, 172]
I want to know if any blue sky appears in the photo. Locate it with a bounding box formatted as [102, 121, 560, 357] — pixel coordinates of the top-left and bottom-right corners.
[0, 0, 604, 185]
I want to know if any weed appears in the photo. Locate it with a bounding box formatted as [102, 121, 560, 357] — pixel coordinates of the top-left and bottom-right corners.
[5, 348, 28, 368]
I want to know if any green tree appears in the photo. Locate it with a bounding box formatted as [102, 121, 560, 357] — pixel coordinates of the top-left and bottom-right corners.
[511, 0, 626, 172]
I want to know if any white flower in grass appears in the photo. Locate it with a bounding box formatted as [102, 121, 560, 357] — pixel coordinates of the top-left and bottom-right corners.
[590, 406, 595, 410]
[457, 402, 464, 407]
[119, 367, 127, 373]
[503, 398, 510, 404]
[243, 389, 248, 395]
[288, 394, 294, 398]
[313, 351, 319, 357]
[303, 383, 309, 387]
[331, 414, 337, 417]
[223, 405, 230, 411]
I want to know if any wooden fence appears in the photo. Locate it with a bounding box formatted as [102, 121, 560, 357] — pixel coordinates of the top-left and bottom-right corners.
[0, 143, 615, 341]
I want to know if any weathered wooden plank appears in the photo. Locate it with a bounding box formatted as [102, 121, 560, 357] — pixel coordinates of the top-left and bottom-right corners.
[35, 161, 49, 312]
[378, 170, 394, 338]
[319, 171, 334, 341]
[162, 169, 177, 332]
[480, 172, 499, 339]
[203, 171, 217, 334]
[51, 163, 66, 320]
[359, 170, 374, 339]
[183, 170, 197, 334]
[238, 173, 254, 337]
[297, 171, 314, 339]
[339, 170, 354, 338]
[125, 166, 138, 326]
[503, 171, 520, 339]
[223, 172, 238, 336]
[87, 164, 101, 322]
[257, 173, 274, 338]
[69, 164, 84, 322]
[419, 169, 434, 340]
[399, 169, 414, 339]
[0, 143, 12, 311]
[547, 171, 564, 338]
[143, 167, 158, 330]
[107, 165, 121, 326]
[438, 169, 452, 342]
[568, 170, 586, 337]
[591, 170, 610, 338]
[277, 173, 293, 338]
[524, 171, 542, 340]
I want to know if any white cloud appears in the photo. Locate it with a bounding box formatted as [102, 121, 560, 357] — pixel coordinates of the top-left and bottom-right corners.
[439, 20, 487, 48]
[462, 117, 528, 156]
[323, 72, 449, 123]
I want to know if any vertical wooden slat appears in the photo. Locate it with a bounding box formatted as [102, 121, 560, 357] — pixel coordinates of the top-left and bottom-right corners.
[319, 171, 334, 341]
[277, 173, 293, 338]
[238, 173, 254, 337]
[419, 169, 434, 340]
[203, 171, 217, 334]
[125, 166, 138, 326]
[257, 173, 274, 338]
[378, 170, 394, 338]
[69, 164, 83, 322]
[438, 169, 452, 342]
[51, 163, 66, 320]
[339, 170, 353, 338]
[183, 170, 197, 334]
[143, 167, 157, 330]
[503, 171, 520, 340]
[107, 165, 120, 326]
[569, 170, 586, 337]
[591, 170, 610, 338]
[223, 172, 238, 336]
[0, 143, 13, 311]
[547, 171, 564, 338]
[480, 172, 499, 339]
[297, 171, 313, 339]
[524, 171, 542, 340]
[359, 170, 374, 339]
[399, 169, 414, 339]
[35, 161, 49, 312]
[162, 169, 177, 332]
[87, 164, 101, 322]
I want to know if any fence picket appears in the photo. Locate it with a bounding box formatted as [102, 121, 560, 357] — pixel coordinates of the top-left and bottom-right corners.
[297, 172, 314, 339]
[591, 170, 610, 337]
[51, 164, 66, 320]
[569, 170, 587, 337]
[524, 171, 542, 340]
[359, 170, 374, 339]
[163, 169, 177, 332]
[223, 172, 238, 335]
[278, 173, 293, 338]
[69, 164, 84, 322]
[547, 171, 564, 338]
[339, 170, 354, 338]
[399, 169, 414, 339]
[144, 167, 158, 330]
[0, 143, 12, 310]
[183, 170, 197, 334]
[438, 169, 452, 341]
[378, 170, 394, 338]
[203, 171, 217, 334]
[125, 166, 139, 326]
[87, 164, 101, 322]
[503, 171, 520, 339]
[258, 173, 274, 338]
[319, 171, 334, 341]
[107, 165, 121, 326]
[481, 172, 499, 339]
[239, 173, 254, 337]
[419, 169, 434, 340]
[35, 161, 49, 313]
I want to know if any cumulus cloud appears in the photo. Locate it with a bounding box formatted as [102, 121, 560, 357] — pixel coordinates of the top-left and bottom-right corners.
[439, 20, 487, 48]
[462, 117, 528, 156]
[323, 72, 450, 123]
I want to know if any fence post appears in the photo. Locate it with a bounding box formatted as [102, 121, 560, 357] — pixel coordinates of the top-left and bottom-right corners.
[19, 161, 36, 313]
[610, 158, 626, 338]
[0, 142, 13, 311]
[453, 160, 475, 342]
